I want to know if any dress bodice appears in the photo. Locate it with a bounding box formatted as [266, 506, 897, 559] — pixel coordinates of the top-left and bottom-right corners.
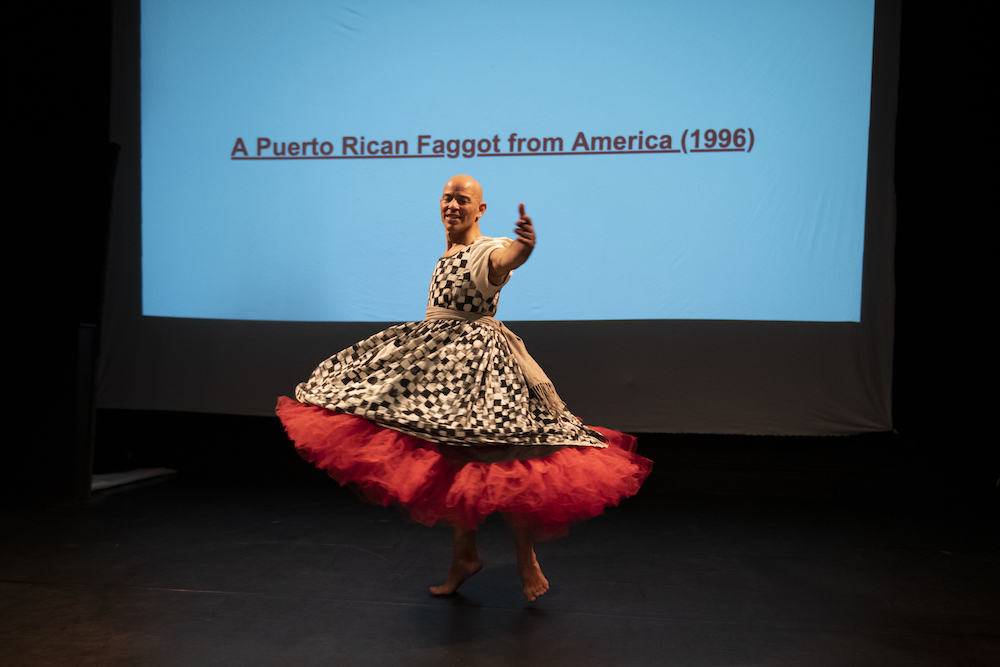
[426, 237, 510, 316]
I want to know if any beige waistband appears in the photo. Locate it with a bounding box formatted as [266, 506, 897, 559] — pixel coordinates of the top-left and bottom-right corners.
[424, 306, 566, 416]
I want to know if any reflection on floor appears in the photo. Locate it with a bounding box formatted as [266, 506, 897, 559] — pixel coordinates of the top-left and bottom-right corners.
[1, 474, 998, 667]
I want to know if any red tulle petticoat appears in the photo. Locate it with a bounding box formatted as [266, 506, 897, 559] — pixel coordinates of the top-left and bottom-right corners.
[276, 396, 652, 539]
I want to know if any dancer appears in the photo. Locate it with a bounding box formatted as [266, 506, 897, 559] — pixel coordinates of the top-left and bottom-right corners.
[276, 175, 651, 601]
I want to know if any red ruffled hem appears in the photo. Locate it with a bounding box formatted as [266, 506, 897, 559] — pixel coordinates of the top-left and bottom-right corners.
[276, 396, 652, 538]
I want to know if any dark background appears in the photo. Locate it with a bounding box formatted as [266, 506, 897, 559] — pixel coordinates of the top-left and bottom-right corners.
[6, 2, 994, 504]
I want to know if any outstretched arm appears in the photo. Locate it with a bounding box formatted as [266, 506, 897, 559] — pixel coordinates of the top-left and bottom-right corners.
[489, 203, 535, 286]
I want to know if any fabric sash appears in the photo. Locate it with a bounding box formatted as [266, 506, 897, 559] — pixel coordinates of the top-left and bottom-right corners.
[424, 306, 567, 416]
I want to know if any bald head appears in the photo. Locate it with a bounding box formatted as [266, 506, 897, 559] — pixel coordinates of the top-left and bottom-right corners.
[440, 174, 487, 243]
[443, 174, 483, 204]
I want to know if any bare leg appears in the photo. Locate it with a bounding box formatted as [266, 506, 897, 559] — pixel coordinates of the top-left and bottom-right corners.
[430, 525, 483, 595]
[504, 514, 549, 602]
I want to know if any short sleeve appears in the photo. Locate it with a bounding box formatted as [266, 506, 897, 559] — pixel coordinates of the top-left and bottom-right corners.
[468, 236, 513, 299]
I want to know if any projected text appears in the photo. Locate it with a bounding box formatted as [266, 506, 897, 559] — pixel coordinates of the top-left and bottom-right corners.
[229, 128, 755, 160]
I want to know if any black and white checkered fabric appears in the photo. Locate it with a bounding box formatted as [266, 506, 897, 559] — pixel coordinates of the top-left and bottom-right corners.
[295, 240, 606, 449]
[426, 246, 502, 315]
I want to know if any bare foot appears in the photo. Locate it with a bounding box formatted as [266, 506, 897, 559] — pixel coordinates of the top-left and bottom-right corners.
[518, 556, 549, 602]
[429, 557, 483, 595]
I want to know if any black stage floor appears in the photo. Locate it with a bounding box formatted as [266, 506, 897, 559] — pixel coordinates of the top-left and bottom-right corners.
[2, 471, 998, 667]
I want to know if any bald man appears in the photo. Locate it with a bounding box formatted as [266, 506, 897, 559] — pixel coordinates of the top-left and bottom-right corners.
[434, 174, 548, 600]
[279, 174, 650, 603]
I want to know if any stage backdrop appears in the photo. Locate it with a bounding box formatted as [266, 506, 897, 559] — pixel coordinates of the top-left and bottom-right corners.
[97, 0, 899, 435]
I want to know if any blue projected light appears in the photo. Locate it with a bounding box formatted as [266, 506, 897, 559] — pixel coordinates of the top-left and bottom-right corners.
[141, 0, 875, 322]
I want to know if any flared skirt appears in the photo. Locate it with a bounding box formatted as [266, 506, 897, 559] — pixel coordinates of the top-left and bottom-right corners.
[276, 396, 652, 539]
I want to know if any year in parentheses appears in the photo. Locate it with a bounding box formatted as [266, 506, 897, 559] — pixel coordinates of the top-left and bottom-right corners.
[681, 128, 754, 153]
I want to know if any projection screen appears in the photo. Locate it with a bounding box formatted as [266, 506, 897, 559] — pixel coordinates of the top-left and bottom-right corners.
[97, 0, 899, 434]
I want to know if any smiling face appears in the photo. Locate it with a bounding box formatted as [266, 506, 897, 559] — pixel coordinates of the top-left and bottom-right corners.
[440, 175, 486, 240]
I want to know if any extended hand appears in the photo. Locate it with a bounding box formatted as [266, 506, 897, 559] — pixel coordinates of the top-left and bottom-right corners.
[514, 203, 536, 249]
[488, 203, 536, 284]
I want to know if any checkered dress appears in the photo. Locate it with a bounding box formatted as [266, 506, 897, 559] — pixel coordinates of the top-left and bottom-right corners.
[294, 237, 607, 450]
